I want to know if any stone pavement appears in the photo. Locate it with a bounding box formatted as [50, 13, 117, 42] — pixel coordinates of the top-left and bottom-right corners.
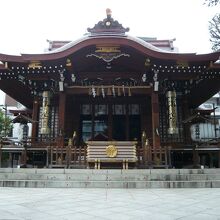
[0, 188, 220, 220]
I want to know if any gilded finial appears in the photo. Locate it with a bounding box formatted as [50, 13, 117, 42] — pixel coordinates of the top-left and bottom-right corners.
[66, 59, 72, 67]
[106, 8, 112, 17]
[73, 131, 76, 139]
[68, 138, 72, 146]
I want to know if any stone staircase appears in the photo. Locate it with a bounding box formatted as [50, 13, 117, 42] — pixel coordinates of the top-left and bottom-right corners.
[0, 168, 220, 188]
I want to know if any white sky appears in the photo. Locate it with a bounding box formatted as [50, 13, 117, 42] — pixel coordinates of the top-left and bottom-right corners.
[0, 0, 219, 105]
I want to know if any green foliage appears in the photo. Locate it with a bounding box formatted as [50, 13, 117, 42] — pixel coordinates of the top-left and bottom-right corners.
[0, 109, 13, 137]
[209, 14, 220, 51]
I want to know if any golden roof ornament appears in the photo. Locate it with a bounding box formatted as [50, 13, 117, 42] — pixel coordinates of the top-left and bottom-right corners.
[106, 8, 112, 17]
[87, 9, 129, 35]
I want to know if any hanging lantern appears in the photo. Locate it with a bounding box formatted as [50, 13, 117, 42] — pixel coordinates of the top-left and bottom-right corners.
[4, 62, 8, 69]
[122, 85, 125, 96]
[166, 91, 178, 134]
[96, 87, 100, 96]
[112, 85, 115, 97]
[40, 91, 50, 135]
[88, 87, 92, 95]
[92, 85, 96, 97]
[107, 87, 112, 96]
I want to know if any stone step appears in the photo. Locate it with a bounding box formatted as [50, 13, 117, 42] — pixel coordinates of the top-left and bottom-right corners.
[1, 173, 220, 181]
[1, 168, 220, 174]
[0, 179, 220, 188]
[1, 168, 220, 188]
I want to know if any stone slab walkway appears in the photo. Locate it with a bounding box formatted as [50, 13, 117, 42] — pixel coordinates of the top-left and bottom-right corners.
[0, 188, 220, 219]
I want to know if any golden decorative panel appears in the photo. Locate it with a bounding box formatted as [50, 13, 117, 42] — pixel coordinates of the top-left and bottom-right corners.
[28, 61, 42, 69]
[95, 45, 121, 53]
[166, 91, 178, 134]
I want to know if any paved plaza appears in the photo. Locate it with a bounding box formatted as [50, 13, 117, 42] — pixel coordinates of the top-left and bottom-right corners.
[0, 188, 220, 219]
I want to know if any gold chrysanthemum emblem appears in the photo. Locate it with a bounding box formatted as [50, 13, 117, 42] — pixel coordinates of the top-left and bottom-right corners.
[106, 145, 118, 158]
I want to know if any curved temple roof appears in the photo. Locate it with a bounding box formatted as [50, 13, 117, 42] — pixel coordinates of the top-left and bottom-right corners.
[0, 10, 220, 109]
[0, 34, 220, 65]
[0, 9, 220, 65]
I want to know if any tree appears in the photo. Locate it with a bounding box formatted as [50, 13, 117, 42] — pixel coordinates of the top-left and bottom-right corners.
[0, 109, 12, 137]
[204, 0, 220, 51]
[209, 14, 220, 51]
[204, 0, 220, 6]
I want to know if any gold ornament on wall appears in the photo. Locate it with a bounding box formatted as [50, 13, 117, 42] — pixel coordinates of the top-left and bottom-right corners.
[40, 91, 50, 135]
[28, 61, 42, 69]
[166, 91, 178, 134]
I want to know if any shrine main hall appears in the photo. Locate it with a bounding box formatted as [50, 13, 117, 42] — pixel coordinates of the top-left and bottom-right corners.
[0, 10, 220, 169]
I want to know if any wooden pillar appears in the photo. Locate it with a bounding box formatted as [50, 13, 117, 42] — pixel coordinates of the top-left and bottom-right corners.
[167, 146, 172, 168]
[0, 144, 2, 168]
[58, 92, 66, 147]
[182, 97, 191, 143]
[209, 153, 213, 168]
[126, 104, 129, 141]
[108, 103, 112, 140]
[10, 153, 13, 168]
[193, 146, 199, 168]
[92, 104, 95, 140]
[32, 96, 39, 142]
[218, 150, 220, 168]
[151, 92, 161, 148]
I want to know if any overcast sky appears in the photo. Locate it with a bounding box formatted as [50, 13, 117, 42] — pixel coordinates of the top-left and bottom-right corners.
[0, 0, 219, 105]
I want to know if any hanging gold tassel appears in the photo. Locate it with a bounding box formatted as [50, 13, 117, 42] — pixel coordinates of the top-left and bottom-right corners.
[128, 87, 131, 96]
[4, 62, 8, 69]
[92, 85, 96, 97]
[96, 87, 100, 96]
[107, 87, 112, 96]
[88, 87, 92, 95]
[122, 85, 125, 96]
[117, 87, 121, 96]
[101, 85, 105, 98]
[112, 85, 115, 97]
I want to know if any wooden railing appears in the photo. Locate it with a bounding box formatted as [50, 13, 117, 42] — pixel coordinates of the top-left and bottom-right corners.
[0, 136, 171, 169]
[48, 145, 87, 168]
[137, 145, 171, 168]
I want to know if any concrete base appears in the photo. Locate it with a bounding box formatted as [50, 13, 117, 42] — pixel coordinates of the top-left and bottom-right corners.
[1, 168, 220, 188]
